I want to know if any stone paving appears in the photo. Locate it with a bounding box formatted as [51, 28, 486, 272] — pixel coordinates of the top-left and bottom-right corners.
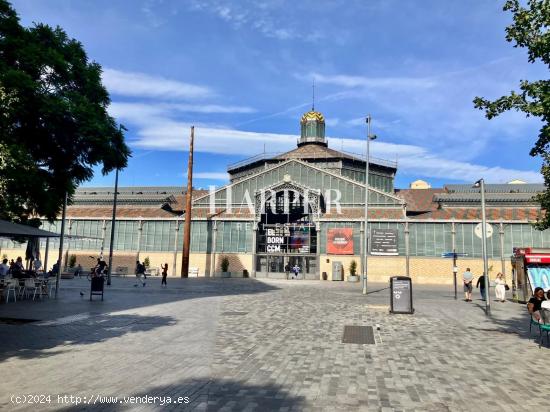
[1, 277, 549, 411]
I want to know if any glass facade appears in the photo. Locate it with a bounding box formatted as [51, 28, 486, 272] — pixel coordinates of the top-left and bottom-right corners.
[3, 220, 550, 260]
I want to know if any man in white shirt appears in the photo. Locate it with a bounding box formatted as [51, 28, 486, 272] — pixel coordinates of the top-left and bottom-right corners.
[462, 268, 474, 302]
[0, 258, 9, 279]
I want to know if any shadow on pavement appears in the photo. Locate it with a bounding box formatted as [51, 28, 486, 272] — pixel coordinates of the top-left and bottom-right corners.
[0, 313, 176, 362]
[56, 378, 306, 411]
[0, 277, 280, 322]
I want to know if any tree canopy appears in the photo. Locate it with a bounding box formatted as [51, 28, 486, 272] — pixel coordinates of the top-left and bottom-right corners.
[474, 0, 550, 229]
[0, 0, 130, 224]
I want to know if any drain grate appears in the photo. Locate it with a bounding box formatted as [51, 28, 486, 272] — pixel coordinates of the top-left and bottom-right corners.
[221, 311, 248, 316]
[0, 317, 39, 325]
[342, 325, 375, 344]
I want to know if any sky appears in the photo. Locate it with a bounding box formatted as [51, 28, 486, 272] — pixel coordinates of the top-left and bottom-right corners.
[11, 0, 549, 189]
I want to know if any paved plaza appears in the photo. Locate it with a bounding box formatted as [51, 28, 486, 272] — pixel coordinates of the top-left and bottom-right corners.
[1, 276, 549, 411]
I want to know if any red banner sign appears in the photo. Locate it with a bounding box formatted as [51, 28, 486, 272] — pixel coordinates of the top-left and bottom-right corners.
[327, 228, 354, 255]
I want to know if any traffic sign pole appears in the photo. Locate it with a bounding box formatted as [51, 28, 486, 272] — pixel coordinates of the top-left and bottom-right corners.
[453, 250, 457, 300]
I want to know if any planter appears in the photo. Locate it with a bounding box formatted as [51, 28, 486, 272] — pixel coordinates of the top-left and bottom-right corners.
[221, 272, 231, 278]
[347, 275, 359, 282]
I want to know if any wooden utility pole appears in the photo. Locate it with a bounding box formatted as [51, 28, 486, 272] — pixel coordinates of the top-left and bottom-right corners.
[181, 126, 194, 277]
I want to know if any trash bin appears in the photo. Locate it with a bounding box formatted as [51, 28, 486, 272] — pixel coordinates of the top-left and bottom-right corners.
[390, 276, 413, 314]
[332, 261, 343, 281]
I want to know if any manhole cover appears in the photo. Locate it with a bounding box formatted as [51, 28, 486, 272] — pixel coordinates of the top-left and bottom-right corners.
[342, 325, 375, 344]
[0, 317, 39, 325]
[222, 311, 248, 316]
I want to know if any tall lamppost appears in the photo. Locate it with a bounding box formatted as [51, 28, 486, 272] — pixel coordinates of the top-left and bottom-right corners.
[107, 167, 119, 286]
[363, 115, 377, 295]
[473, 178, 491, 315]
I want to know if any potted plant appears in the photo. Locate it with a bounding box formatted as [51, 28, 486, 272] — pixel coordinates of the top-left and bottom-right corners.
[68, 254, 77, 268]
[143, 256, 150, 268]
[348, 260, 359, 282]
[220, 256, 231, 278]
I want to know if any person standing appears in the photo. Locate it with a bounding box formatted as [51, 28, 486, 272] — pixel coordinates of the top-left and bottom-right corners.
[463, 267, 474, 302]
[476, 273, 487, 301]
[494, 272, 507, 302]
[161, 263, 168, 287]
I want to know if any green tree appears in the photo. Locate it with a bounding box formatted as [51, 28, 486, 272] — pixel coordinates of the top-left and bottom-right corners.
[474, 0, 550, 228]
[0, 0, 130, 224]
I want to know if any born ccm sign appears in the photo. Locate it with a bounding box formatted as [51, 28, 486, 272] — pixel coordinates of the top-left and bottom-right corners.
[266, 228, 285, 253]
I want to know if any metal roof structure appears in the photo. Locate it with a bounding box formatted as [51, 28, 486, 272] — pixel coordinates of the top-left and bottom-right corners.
[444, 183, 545, 194]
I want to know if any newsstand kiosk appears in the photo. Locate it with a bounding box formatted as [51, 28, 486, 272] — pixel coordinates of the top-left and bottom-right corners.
[511, 247, 550, 302]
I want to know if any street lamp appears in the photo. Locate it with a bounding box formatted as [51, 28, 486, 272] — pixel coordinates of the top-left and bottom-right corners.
[473, 178, 491, 315]
[363, 114, 377, 295]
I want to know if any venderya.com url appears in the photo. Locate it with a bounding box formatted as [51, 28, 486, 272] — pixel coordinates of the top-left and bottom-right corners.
[11, 394, 190, 406]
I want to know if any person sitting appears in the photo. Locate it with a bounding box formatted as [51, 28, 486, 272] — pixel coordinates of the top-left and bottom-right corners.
[528, 287, 547, 322]
[11, 257, 24, 278]
[94, 258, 107, 277]
[0, 258, 9, 279]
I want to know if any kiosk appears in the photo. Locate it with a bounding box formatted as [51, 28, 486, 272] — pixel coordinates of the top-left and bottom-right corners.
[511, 247, 550, 302]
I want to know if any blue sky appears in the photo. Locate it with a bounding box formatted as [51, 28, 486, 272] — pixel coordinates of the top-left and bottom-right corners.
[12, 0, 548, 189]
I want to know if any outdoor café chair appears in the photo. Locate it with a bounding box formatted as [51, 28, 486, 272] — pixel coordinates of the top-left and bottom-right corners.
[21, 278, 39, 300]
[5, 279, 17, 303]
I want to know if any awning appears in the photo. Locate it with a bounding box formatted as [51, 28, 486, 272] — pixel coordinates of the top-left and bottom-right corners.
[0, 219, 60, 238]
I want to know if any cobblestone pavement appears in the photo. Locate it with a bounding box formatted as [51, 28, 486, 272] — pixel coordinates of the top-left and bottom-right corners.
[1, 277, 549, 411]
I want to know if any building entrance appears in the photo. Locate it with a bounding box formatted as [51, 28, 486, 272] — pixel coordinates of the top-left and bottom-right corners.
[254, 189, 319, 279]
[255, 254, 318, 279]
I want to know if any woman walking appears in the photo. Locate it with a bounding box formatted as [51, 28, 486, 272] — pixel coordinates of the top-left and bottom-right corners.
[161, 263, 168, 287]
[494, 272, 506, 302]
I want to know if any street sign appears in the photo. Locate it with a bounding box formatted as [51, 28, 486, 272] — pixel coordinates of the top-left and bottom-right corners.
[474, 222, 493, 239]
[441, 252, 468, 258]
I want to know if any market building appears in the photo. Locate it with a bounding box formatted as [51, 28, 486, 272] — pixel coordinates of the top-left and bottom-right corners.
[1, 109, 549, 284]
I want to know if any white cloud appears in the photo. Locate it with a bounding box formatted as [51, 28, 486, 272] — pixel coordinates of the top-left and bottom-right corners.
[193, 172, 229, 180]
[188, 0, 316, 41]
[102, 68, 212, 100]
[129, 117, 541, 183]
[109, 102, 255, 124]
[311, 73, 437, 90]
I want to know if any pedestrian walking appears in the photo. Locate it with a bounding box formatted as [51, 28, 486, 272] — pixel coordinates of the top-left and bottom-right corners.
[285, 263, 290, 280]
[134, 260, 146, 287]
[476, 273, 487, 301]
[463, 267, 474, 302]
[161, 263, 168, 287]
[494, 272, 507, 302]
[292, 264, 300, 279]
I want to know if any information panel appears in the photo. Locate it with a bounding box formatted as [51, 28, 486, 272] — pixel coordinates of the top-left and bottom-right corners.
[370, 228, 398, 256]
